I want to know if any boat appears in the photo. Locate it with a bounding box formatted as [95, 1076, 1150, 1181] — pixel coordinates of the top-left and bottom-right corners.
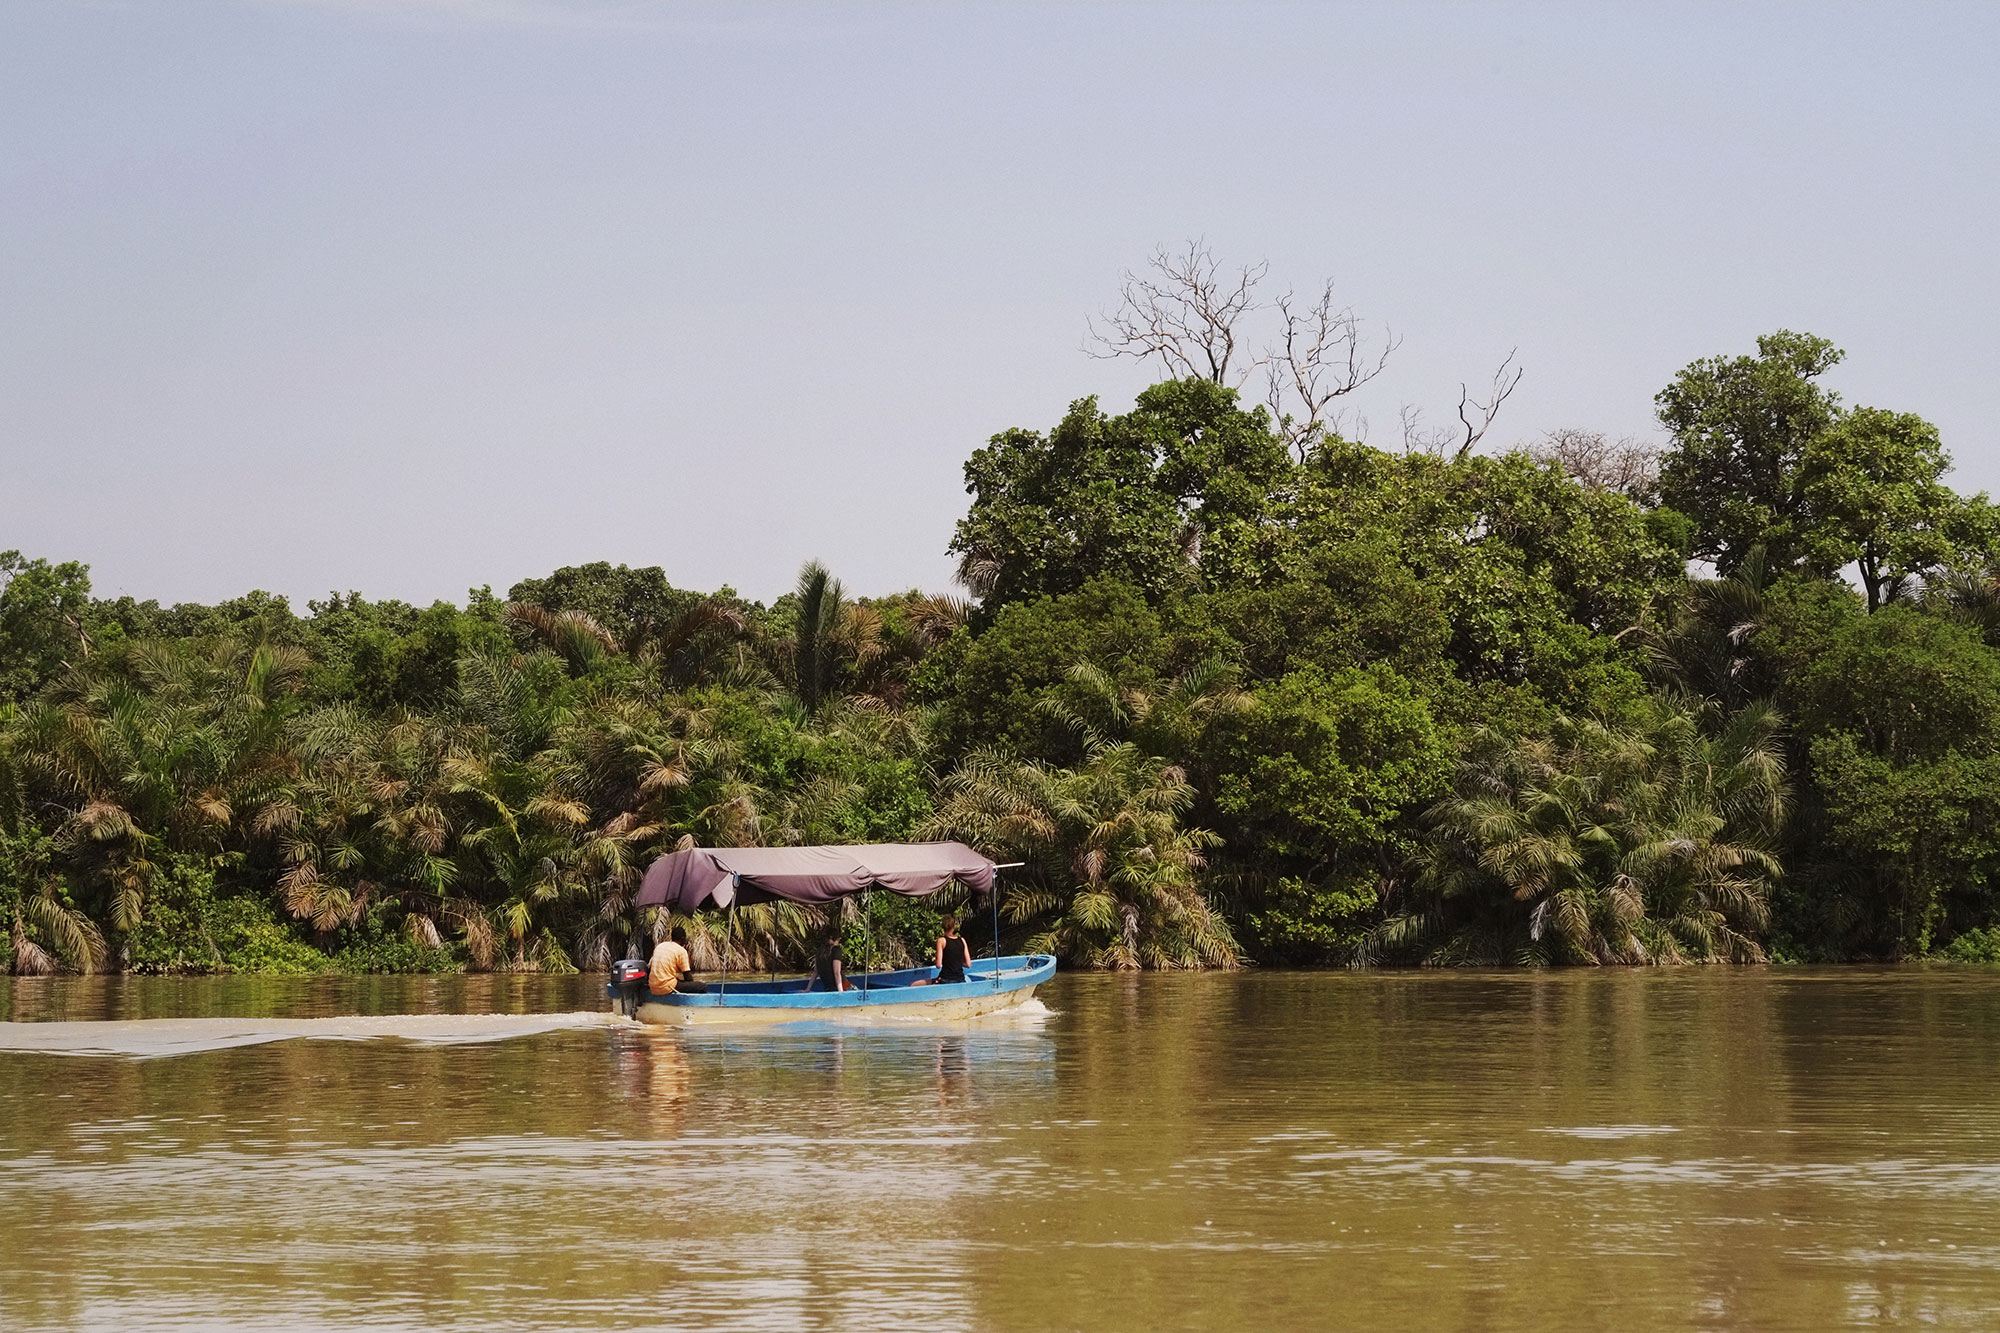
[606, 842, 1055, 1025]
[610, 955, 1057, 1026]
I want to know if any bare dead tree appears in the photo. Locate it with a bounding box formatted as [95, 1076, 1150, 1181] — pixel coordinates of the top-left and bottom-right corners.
[1263, 280, 1399, 460]
[1085, 240, 1267, 386]
[1529, 428, 1660, 501]
[1084, 246, 1523, 469]
[1452, 350, 1523, 459]
[1399, 403, 1458, 457]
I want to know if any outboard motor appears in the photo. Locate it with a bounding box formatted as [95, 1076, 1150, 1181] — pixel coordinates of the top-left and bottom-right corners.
[610, 958, 648, 1017]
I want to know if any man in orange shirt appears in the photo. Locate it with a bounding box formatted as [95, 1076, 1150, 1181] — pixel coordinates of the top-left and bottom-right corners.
[647, 926, 705, 995]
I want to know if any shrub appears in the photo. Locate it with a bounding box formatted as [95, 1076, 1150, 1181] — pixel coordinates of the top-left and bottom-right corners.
[1941, 927, 2000, 965]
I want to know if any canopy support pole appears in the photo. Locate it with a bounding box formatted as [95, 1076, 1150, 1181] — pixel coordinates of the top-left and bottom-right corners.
[988, 864, 1023, 988]
[723, 881, 737, 997]
[861, 888, 871, 996]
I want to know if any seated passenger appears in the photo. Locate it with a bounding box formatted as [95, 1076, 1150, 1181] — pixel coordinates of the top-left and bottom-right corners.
[648, 926, 707, 996]
[813, 931, 851, 992]
[912, 915, 972, 986]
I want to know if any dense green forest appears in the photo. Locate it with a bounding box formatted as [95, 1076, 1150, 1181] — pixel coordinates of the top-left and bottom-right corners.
[8, 324, 2000, 975]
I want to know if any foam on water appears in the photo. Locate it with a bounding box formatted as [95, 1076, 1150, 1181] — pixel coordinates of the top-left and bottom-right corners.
[1539, 1124, 1683, 1139]
[0, 1010, 620, 1059]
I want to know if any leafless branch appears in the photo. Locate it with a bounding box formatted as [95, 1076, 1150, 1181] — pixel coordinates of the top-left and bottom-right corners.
[1085, 239, 1267, 386]
[1084, 249, 1524, 469]
[1528, 428, 1660, 501]
[1400, 403, 1456, 457]
[1453, 350, 1522, 459]
[1262, 279, 1399, 461]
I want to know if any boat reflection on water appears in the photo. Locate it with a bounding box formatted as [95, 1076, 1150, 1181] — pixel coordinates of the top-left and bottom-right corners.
[930, 1034, 973, 1108]
[593, 1004, 1060, 1329]
[610, 1028, 694, 1136]
[608, 1002, 1059, 1136]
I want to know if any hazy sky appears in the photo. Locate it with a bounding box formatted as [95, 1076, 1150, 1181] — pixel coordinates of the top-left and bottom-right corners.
[3, 1, 1995, 609]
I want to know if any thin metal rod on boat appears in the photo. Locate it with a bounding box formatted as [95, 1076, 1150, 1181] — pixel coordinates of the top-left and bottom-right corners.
[990, 863, 1025, 989]
[861, 887, 871, 996]
[723, 894, 737, 997]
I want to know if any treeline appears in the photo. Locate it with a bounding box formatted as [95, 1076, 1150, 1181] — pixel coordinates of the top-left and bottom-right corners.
[7, 329, 2000, 974]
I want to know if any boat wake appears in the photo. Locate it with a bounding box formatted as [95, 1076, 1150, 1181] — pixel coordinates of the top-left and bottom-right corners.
[0, 1011, 620, 1059]
[994, 997, 1056, 1024]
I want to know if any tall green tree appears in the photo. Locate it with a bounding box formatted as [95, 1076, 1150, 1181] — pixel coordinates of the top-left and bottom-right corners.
[1656, 330, 1845, 573]
[796, 559, 846, 715]
[928, 577, 1168, 760]
[951, 378, 1290, 610]
[1761, 592, 2000, 957]
[0, 551, 94, 703]
[1657, 333, 1995, 601]
[1795, 407, 1993, 611]
[1210, 664, 1453, 960]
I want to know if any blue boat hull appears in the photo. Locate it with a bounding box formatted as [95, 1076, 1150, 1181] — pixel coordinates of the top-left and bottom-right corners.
[611, 954, 1056, 1025]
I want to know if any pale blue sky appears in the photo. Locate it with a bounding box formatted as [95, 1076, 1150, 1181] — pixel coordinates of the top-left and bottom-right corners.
[3, 1, 1995, 607]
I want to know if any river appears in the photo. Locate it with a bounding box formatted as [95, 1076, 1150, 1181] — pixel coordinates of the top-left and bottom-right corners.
[4, 967, 2000, 1330]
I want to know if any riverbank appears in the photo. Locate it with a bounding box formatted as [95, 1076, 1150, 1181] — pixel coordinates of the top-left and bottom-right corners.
[12, 959, 2000, 1028]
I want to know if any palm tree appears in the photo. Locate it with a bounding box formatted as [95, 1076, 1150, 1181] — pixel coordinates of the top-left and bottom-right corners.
[454, 645, 582, 756]
[923, 741, 1238, 969]
[563, 693, 762, 967]
[1038, 653, 1254, 767]
[6, 879, 104, 974]
[259, 705, 466, 948]
[17, 635, 305, 931]
[506, 603, 620, 676]
[445, 744, 626, 973]
[1372, 699, 1786, 965]
[905, 593, 971, 648]
[840, 592, 969, 707]
[628, 597, 749, 686]
[791, 560, 844, 714]
[782, 564, 976, 713]
[0, 819, 104, 975]
[1625, 701, 1787, 961]
[1633, 546, 1774, 711]
[1923, 562, 2000, 648]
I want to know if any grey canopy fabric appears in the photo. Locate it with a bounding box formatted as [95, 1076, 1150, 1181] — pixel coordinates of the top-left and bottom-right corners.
[634, 843, 997, 912]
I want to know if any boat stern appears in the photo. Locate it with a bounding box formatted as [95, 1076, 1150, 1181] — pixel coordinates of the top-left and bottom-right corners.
[608, 959, 648, 1017]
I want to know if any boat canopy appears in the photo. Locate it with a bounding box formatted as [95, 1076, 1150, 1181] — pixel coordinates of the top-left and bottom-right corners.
[634, 842, 996, 912]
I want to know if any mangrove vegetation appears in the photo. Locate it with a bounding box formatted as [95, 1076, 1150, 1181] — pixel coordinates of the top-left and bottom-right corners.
[6, 280, 2000, 974]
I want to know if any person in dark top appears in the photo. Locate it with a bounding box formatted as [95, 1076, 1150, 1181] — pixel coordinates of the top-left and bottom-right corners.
[813, 930, 850, 992]
[913, 915, 972, 986]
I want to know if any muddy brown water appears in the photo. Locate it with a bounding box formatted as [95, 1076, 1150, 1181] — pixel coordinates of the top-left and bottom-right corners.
[5, 967, 2000, 1330]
